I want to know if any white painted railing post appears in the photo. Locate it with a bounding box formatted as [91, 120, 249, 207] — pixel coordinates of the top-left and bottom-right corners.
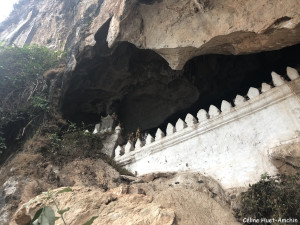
[185, 113, 197, 127]
[247, 87, 260, 99]
[234, 95, 246, 106]
[175, 118, 187, 131]
[271, 71, 285, 87]
[208, 105, 220, 118]
[155, 128, 165, 140]
[166, 123, 176, 136]
[221, 100, 232, 113]
[145, 134, 154, 145]
[197, 109, 209, 123]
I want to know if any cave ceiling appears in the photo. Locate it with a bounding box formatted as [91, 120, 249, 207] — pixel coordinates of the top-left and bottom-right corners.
[62, 22, 300, 134]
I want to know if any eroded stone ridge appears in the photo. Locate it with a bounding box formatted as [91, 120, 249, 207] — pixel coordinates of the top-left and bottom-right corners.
[1, 0, 300, 71]
[112, 67, 300, 189]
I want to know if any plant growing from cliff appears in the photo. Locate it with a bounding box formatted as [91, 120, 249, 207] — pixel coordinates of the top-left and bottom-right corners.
[30, 188, 98, 225]
[0, 44, 65, 157]
[50, 133, 62, 149]
[0, 44, 63, 119]
[235, 173, 300, 224]
[31, 96, 50, 112]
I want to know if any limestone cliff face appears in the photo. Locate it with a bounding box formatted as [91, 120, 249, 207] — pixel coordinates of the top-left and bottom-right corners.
[0, 0, 124, 54]
[1, 0, 300, 69]
[1, 0, 300, 132]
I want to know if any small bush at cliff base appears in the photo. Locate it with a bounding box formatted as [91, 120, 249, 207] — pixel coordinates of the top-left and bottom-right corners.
[235, 173, 300, 224]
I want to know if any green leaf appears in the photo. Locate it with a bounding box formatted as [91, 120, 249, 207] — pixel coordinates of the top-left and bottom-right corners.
[57, 207, 70, 215]
[42, 206, 55, 225]
[30, 208, 43, 225]
[31, 206, 55, 225]
[40, 214, 50, 225]
[56, 187, 73, 195]
[82, 216, 98, 225]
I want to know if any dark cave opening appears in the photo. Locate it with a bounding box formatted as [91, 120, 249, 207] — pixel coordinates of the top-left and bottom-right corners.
[62, 41, 300, 136]
[151, 43, 300, 135]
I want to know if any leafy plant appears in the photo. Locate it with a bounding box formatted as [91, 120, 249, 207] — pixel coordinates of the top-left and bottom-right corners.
[50, 133, 61, 149]
[31, 96, 50, 112]
[30, 188, 98, 225]
[0, 44, 64, 158]
[66, 120, 77, 133]
[235, 173, 300, 224]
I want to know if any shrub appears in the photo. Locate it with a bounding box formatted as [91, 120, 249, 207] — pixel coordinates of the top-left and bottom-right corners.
[0, 44, 64, 156]
[31, 96, 50, 112]
[50, 133, 62, 149]
[235, 173, 300, 224]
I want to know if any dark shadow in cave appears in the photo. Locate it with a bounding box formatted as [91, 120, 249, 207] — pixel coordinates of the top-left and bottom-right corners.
[149, 43, 300, 135]
[62, 27, 300, 137]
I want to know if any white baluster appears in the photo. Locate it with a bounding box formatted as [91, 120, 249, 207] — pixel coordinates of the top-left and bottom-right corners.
[93, 123, 100, 134]
[234, 95, 246, 106]
[115, 146, 123, 158]
[261, 83, 271, 93]
[124, 141, 134, 154]
[175, 118, 187, 131]
[155, 128, 165, 140]
[185, 113, 197, 127]
[286, 66, 299, 80]
[247, 87, 260, 99]
[221, 100, 232, 113]
[208, 105, 220, 118]
[145, 134, 154, 145]
[197, 109, 209, 123]
[166, 123, 175, 136]
[271, 71, 285, 87]
[135, 138, 143, 149]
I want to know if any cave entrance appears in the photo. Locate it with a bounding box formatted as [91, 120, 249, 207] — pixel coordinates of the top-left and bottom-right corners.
[153, 43, 300, 135]
[62, 42, 300, 137]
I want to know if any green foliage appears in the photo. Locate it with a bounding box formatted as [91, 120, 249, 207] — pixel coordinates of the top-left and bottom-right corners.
[235, 173, 300, 224]
[50, 133, 61, 149]
[0, 44, 62, 89]
[31, 188, 97, 225]
[0, 44, 64, 154]
[31, 206, 56, 225]
[31, 96, 50, 112]
[65, 120, 78, 133]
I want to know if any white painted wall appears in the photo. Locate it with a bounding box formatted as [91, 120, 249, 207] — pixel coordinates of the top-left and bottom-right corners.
[115, 72, 300, 189]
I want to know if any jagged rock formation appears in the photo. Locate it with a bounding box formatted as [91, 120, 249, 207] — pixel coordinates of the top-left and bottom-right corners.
[2, 0, 300, 69]
[11, 173, 241, 225]
[1, 0, 300, 133]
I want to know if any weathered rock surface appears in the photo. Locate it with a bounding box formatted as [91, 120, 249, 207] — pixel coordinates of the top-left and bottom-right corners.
[1, 0, 300, 70]
[270, 139, 300, 174]
[115, 0, 300, 69]
[12, 186, 176, 225]
[10, 172, 241, 225]
[0, 150, 120, 224]
[1, 0, 300, 133]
